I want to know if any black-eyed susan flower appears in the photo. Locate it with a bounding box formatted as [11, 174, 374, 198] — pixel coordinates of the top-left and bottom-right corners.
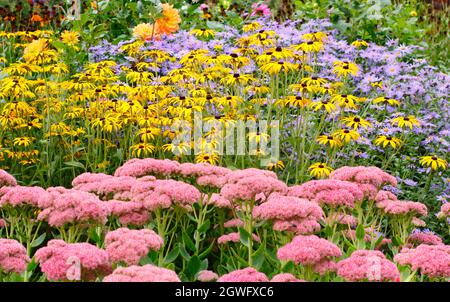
[317, 134, 342, 148]
[130, 142, 156, 157]
[391, 115, 420, 129]
[13, 137, 34, 147]
[190, 28, 216, 39]
[341, 116, 372, 130]
[292, 40, 323, 53]
[309, 100, 336, 113]
[302, 32, 328, 42]
[331, 94, 359, 109]
[221, 72, 253, 85]
[267, 160, 285, 171]
[243, 21, 261, 32]
[162, 142, 191, 156]
[267, 46, 295, 59]
[90, 116, 121, 133]
[276, 96, 311, 108]
[351, 40, 368, 48]
[374, 135, 402, 149]
[333, 129, 360, 143]
[419, 156, 448, 171]
[195, 153, 219, 165]
[248, 131, 270, 144]
[373, 96, 400, 107]
[245, 84, 270, 95]
[260, 61, 296, 75]
[332, 61, 359, 77]
[290, 82, 314, 94]
[309, 162, 333, 178]
[138, 127, 161, 142]
[300, 76, 327, 87]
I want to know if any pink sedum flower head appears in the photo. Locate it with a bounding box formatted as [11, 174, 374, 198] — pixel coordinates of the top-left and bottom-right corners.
[204, 193, 233, 209]
[218, 232, 260, 244]
[0, 185, 47, 208]
[0, 239, 30, 274]
[407, 230, 443, 246]
[107, 200, 150, 226]
[253, 194, 323, 221]
[103, 264, 180, 282]
[378, 200, 427, 217]
[437, 203, 450, 219]
[253, 194, 323, 234]
[37, 187, 109, 227]
[288, 179, 364, 208]
[412, 217, 426, 227]
[223, 218, 244, 228]
[270, 273, 305, 282]
[277, 235, 342, 271]
[179, 162, 231, 188]
[131, 178, 201, 211]
[197, 270, 219, 282]
[35, 239, 111, 281]
[218, 267, 269, 282]
[0, 170, 17, 188]
[220, 169, 287, 202]
[337, 250, 400, 282]
[114, 158, 180, 178]
[394, 244, 450, 278]
[272, 218, 321, 234]
[73, 173, 137, 200]
[325, 213, 358, 227]
[329, 166, 397, 189]
[105, 228, 163, 265]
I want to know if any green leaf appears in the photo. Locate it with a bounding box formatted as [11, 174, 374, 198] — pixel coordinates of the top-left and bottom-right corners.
[64, 161, 86, 170]
[179, 243, 190, 261]
[182, 231, 196, 252]
[27, 259, 38, 272]
[281, 261, 295, 273]
[391, 236, 402, 246]
[187, 255, 201, 276]
[199, 241, 214, 259]
[356, 224, 365, 241]
[139, 255, 153, 265]
[164, 246, 179, 264]
[251, 244, 265, 270]
[198, 220, 210, 233]
[31, 233, 46, 248]
[200, 259, 209, 271]
[238, 227, 251, 248]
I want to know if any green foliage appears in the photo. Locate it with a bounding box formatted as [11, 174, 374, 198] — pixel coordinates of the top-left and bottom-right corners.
[294, 0, 449, 71]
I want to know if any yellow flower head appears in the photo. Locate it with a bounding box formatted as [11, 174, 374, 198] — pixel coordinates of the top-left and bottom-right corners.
[243, 22, 261, 32]
[332, 60, 359, 77]
[391, 115, 420, 129]
[309, 162, 333, 179]
[373, 96, 399, 107]
[341, 116, 372, 130]
[195, 153, 219, 165]
[61, 30, 80, 46]
[317, 134, 342, 148]
[351, 40, 368, 48]
[333, 129, 360, 143]
[419, 156, 447, 171]
[374, 135, 402, 149]
[190, 28, 215, 39]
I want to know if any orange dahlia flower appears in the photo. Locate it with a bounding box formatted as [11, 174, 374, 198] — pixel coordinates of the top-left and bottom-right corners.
[154, 3, 181, 36]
